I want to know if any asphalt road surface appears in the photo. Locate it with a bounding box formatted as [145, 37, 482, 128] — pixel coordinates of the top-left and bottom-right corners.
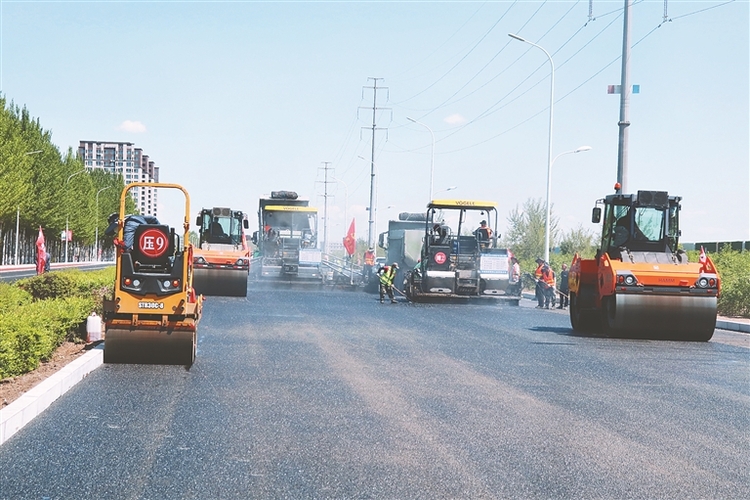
[0, 286, 748, 499]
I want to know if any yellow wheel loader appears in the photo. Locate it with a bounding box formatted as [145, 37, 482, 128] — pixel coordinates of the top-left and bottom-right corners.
[103, 183, 203, 365]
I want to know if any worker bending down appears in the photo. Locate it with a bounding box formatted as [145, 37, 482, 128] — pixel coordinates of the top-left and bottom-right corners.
[378, 262, 399, 304]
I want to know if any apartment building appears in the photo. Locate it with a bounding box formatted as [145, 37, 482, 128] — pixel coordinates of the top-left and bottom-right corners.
[77, 141, 160, 217]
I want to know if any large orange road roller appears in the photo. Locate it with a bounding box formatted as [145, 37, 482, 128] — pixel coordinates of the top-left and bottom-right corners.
[569, 189, 720, 341]
[192, 207, 250, 297]
[103, 183, 203, 365]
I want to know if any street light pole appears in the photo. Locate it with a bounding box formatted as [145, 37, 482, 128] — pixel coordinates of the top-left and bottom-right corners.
[544, 146, 592, 262]
[95, 186, 112, 262]
[14, 150, 43, 265]
[509, 33, 555, 263]
[406, 117, 435, 201]
[65, 169, 87, 263]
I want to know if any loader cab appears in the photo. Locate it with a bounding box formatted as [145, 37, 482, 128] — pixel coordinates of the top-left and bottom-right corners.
[600, 191, 681, 259]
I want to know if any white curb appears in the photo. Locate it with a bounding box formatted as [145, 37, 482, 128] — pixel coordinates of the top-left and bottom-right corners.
[716, 319, 750, 334]
[0, 344, 104, 446]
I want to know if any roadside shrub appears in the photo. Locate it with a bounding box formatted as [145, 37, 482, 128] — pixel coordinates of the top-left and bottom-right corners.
[0, 296, 94, 379]
[17, 268, 114, 314]
[687, 247, 750, 318]
[0, 282, 32, 310]
[712, 248, 750, 318]
[0, 268, 113, 379]
[17, 272, 76, 301]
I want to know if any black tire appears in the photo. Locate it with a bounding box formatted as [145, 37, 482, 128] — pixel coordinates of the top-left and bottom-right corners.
[601, 295, 616, 334]
[569, 292, 583, 331]
[570, 292, 600, 333]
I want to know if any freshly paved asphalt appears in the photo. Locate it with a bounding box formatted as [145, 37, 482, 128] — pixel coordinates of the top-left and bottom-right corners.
[0, 286, 747, 499]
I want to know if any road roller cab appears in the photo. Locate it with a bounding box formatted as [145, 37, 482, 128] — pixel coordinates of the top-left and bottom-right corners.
[569, 190, 720, 340]
[103, 183, 203, 365]
[192, 207, 250, 296]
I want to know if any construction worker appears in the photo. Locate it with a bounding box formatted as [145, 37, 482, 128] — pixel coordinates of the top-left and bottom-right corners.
[557, 263, 569, 309]
[378, 262, 399, 304]
[474, 220, 493, 250]
[509, 256, 521, 296]
[431, 224, 449, 245]
[363, 247, 376, 281]
[542, 262, 556, 309]
[534, 258, 545, 308]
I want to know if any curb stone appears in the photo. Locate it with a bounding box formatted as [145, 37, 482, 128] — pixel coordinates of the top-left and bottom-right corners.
[0, 344, 104, 446]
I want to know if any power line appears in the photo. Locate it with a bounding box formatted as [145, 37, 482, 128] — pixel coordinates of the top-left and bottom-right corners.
[421, 1, 737, 155]
[392, 0, 520, 106]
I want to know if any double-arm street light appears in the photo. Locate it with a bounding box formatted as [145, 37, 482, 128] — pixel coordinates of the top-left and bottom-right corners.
[95, 186, 112, 262]
[14, 150, 43, 265]
[64, 169, 87, 263]
[406, 117, 435, 201]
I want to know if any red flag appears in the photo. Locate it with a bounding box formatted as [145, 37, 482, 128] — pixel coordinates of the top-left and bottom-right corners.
[342, 218, 356, 256]
[36, 226, 46, 274]
[699, 246, 711, 272]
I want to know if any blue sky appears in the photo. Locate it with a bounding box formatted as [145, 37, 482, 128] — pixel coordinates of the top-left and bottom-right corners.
[2, 0, 748, 246]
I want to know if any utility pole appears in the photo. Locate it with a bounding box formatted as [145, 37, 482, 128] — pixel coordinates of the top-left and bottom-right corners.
[317, 162, 333, 254]
[359, 77, 389, 249]
[616, 0, 633, 194]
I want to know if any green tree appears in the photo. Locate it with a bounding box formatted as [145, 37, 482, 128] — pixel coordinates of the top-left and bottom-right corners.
[559, 224, 598, 258]
[504, 198, 558, 262]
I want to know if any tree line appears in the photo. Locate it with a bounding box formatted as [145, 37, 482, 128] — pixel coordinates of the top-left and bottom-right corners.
[0, 98, 136, 265]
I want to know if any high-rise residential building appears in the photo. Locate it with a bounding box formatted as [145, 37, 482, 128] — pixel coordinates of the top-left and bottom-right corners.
[77, 141, 160, 217]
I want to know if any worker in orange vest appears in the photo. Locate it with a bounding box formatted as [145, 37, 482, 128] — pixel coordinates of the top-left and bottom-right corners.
[541, 262, 556, 309]
[534, 258, 545, 308]
[363, 247, 376, 281]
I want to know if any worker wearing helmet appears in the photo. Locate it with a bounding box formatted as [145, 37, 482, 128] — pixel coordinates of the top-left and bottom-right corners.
[541, 262, 556, 309]
[377, 262, 399, 304]
[534, 258, 545, 308]
[474, 220, 493, 249]
[363, 247, 376, 281]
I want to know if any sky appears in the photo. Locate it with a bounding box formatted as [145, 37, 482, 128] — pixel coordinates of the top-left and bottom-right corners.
[2, 0, 748, 249]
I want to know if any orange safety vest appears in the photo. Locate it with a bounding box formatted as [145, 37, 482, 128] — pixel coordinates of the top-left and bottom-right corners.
[542, 267, 555, 286]
[364, 251, 375, 266]
[534, 263, 544, 279]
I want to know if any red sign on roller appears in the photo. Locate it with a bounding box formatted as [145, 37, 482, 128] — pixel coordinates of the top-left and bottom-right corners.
[138, 228, 168, 258]
[434, 251, 447, 265]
